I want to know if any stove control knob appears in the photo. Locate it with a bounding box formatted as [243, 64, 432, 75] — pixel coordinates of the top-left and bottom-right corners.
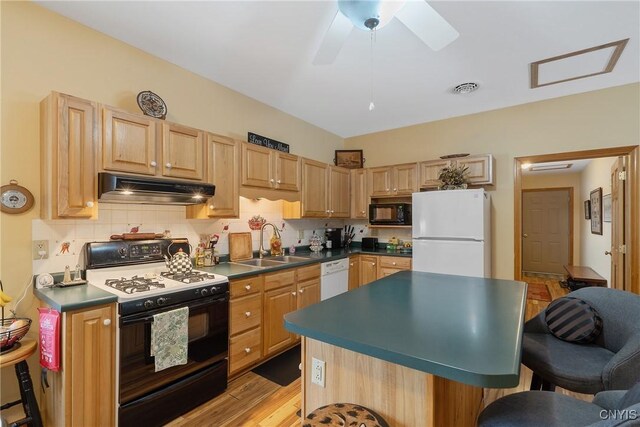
[157, 297, 168, 306]
[200, 289, 209, 296]
[144, 300, 154, 309]
[210, 286, 219, 293]
[118, 248, 127, 256]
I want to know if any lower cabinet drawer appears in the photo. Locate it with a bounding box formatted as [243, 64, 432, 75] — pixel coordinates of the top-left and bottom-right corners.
[379, 267, 405, 278]
[379, 256, 412, 269]
[229, 327, 262, 374]
[230, 294, 262, 335]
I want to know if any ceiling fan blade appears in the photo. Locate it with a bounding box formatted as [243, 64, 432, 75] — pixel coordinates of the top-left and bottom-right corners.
[313, 10, 354, 65]
[395, 1, 459, 51]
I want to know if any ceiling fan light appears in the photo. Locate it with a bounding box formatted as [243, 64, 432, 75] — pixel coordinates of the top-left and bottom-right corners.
[338, 0, 406, 31]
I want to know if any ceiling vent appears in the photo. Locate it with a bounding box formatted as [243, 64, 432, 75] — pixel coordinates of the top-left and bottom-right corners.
[453, 82, 479, 94]
[529, 163, 573, 172]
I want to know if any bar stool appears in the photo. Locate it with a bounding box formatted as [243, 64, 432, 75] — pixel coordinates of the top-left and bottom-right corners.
[304, 403, 390, 427]
[0, 339, 43, 427]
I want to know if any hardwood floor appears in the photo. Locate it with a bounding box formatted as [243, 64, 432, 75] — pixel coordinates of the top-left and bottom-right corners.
[167, 276, 588, 427]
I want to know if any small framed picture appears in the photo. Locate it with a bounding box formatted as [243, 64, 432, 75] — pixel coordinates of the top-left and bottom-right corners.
[334, 150, 364, 169]
[584, 200, 591, 220]
[590, 187, 603, 235]
[603, 194, 612, 223]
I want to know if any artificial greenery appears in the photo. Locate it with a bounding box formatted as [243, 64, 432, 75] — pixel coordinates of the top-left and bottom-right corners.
[438, 164, 469, 188]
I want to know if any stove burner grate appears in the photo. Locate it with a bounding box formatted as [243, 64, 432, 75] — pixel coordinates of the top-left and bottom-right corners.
[161, 271, 217, 284]
[105, 276, 165, 294]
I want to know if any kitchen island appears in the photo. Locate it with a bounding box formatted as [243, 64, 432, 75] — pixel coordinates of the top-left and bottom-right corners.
[284, 270, 527, 427]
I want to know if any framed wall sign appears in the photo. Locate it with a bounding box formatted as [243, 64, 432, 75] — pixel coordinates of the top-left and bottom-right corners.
[603, 193, 612, 222]
[334, 150, 364, 169]
[247, 132, 289, 153]
[590, 187, 603, 235]
[584, 200, 591, 220]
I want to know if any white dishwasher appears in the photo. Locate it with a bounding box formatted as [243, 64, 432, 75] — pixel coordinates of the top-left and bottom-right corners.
[320, 258, 350, 300]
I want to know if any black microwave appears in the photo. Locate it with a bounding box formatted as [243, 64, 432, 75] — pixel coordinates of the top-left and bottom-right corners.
[369, 203, 412, 225]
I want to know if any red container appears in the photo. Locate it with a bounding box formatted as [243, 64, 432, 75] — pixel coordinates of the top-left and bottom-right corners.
[38, 308, 60, 371]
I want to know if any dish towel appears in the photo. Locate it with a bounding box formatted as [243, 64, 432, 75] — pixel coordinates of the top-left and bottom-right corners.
[150, 306, 189, 372]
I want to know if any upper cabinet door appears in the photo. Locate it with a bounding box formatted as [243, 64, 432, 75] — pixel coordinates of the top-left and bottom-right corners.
[329, 166, 350, 218]
[456, 154, 494, 185]
[208, 135, 239, 217]
[41, 92, 98, 219]
[241, 143, 273, 188]
[161, 123, 205, 181]
[368, 166, 392, 197]
[350, 169, 368, 219]
[301, 158, 328, 217]
[102, 107, 158, 176]
[418, 159, 450, 188]
[394, 163, 418, 195]
[274, 153, 300, 192]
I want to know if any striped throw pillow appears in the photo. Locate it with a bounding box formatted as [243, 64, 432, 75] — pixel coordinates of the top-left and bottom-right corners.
[544, 297, 603, 344]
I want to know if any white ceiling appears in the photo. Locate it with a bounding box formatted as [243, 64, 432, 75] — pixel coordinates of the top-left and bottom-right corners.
[37, 1, 640, 138]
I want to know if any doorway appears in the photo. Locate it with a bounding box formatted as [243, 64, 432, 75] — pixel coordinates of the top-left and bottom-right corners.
[522, 188, 572, 275]
[514, 146, 639, 295]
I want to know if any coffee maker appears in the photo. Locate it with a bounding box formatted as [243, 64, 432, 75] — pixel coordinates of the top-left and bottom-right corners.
[324, 228, 342, 249]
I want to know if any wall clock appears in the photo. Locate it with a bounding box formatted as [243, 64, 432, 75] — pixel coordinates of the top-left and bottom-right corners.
[1, 180, 34, 214]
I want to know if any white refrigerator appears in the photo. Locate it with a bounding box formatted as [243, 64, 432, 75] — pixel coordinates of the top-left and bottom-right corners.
[412, 189, 491, 278]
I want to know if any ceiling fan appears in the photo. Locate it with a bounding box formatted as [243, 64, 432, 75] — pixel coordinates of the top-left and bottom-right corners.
[313, 0, 459, 65]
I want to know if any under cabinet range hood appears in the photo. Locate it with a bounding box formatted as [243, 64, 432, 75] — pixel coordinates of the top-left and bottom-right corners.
[98, 172, 215, 205]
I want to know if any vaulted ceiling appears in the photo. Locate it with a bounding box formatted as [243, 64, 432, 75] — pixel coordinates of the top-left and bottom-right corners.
[37, 1, 640, 137]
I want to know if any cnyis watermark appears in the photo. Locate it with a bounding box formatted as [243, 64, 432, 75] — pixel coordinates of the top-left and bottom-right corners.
[599, 409, 638, 420]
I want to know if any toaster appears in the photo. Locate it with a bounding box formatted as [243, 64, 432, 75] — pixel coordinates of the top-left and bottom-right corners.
[361, 237, 379, 251]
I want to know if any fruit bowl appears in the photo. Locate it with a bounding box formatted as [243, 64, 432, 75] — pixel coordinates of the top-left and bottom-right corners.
[0, 318, 31, 352]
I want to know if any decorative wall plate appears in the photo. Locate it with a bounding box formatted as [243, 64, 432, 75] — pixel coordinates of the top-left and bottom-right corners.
[1, 180, 34, 214]
[136, 91, 167, 119]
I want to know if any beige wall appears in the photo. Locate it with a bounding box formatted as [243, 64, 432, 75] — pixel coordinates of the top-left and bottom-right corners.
[522, 172, 583, 265]
[345, 84, 640, 280]
[0, 2, 342, 400]
[580, 158, 617, 285]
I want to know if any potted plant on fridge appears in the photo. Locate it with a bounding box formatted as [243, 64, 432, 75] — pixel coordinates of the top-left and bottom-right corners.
[438, 164, 469, 190]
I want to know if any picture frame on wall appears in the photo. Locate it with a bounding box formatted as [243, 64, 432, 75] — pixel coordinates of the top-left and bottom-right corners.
[584, 200, 591, 220]
[334, 150, 364, 169]
[603, 193, 612, 222]
[590, 187, 603, 235]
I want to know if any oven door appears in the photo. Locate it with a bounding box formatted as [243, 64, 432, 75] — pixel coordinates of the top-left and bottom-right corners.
[119, 294, 228, 405]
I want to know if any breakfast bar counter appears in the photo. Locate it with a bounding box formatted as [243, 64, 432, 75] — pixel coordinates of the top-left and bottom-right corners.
[284, 271, 527, 427]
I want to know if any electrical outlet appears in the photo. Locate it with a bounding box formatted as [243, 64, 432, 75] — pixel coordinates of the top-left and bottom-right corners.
[33, 240, 49, 260]
[298, 230, 305, 240]
[311, 357, 325, 387]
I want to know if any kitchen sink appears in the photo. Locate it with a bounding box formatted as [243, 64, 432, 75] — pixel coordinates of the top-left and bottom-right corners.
[231, 259, 287, 267]
[268, 256, 311, 263]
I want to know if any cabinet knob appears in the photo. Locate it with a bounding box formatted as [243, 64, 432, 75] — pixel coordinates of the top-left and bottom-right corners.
[270, 178, 275, 183]
[386, 188, 390, 191]
[605, 251, 612, 256]
[393, 188, 397, 192]
[165, 162, 172, 169]
[299, 289, 304, 294]
[277, 179, 281, 184]
[392, 262, 397, 266]
[244, 347, 251, 354]
[103, 319, 111, 326]
[292, 291, 297, 296]
[150, 161, 157, 167]
[326, 210, 330, 213]
[245, 311, 251, 317]
[245, 284, 251, 291]
[209, 204, 215, 210]
[361, 210, 365, 214]
[350, 263, 354, 266]
[331, 210, 335, 214]
[372, 263, 376, 266]
[85, 201, 94, 208]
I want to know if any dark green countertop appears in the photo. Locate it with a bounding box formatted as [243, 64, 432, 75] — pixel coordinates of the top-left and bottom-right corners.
[284, 270, 527, 389]
[32, 248, 409, 311]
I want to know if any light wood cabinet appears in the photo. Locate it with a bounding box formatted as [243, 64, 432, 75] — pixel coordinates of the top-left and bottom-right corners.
[350, 169, 368, 219]
[161, 122, 205, 181]
[348, 256, 360, 290]
[419, 155, 495, 188]
[359, 255, 379, 286]
[102, 106, 158, 176]
[296, 264, 321, 310]
[368, 163, 418, 197]
[186, 134, 239, 219]
[42, 303, 116, 427]
[378, 256, 412, 278]
[41, 92, 98, 219]
[241, 143, 300, 192]
[228, 276, 264, 375]
[263, 270, 297, 357]
[328, 166, 350, 217]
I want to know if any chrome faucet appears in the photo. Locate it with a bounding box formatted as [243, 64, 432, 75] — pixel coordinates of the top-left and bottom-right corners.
[259, 223, 281, 258]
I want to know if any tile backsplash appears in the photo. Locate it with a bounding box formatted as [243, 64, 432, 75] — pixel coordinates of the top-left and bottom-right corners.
[33, 197, 408, 274]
